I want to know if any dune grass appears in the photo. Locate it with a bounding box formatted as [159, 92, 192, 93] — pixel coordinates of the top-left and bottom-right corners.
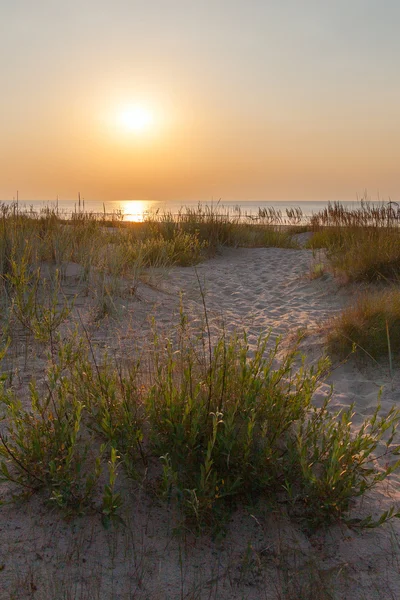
[141, 203, 299, 250]
[307, 200, 400, 282]
[0, 202, 299, 281]
[327, 288, 400, 363]
[307, 201, 400, 367]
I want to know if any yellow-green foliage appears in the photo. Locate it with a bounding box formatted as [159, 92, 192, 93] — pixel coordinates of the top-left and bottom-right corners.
[308, 201, 400, 281]
[0, 203, 297, 287]
[1, 314, 400, 529]
[328, 289, 400, 360]
[308, 227, 400, 281]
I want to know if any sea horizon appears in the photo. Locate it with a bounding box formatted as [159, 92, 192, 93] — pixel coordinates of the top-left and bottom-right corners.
[0, 197, 388, 222]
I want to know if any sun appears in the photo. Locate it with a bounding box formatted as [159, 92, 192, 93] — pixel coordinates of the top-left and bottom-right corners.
[118, 105, 154, 133]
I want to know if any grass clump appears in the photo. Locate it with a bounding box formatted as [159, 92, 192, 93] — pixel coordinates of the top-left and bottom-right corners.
[227, 224, 298, 248]
[308, 227, 400, 282]
[307, 200, 400, 282]
[139, 228, 207, 266]
[327, 289, 400, 361]
[143, 202, 299, 251]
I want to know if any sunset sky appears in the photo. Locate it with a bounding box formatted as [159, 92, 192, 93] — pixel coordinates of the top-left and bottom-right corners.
[1, 1, 399, 203]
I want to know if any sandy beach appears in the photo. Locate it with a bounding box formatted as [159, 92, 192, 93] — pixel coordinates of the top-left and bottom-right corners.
[1, 244, 400, 600]
[3, 0, 400, 596]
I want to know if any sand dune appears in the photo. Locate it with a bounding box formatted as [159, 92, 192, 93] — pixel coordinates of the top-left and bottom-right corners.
[1, 246, 400, 599]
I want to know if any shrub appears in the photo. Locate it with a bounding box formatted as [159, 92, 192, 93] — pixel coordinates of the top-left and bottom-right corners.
[0, 334, 143, 517]
[146, 320, 400, 527]
[5, 251, 73, 342]
[0, 338, 102, 511]
[293, 396, 400, 524]
[1, 320, 400, 529]
[70, 345, 144, 477]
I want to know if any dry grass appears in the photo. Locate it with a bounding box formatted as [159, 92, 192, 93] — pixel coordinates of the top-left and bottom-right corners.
[327, 288, 400, 362]
[307, 200, 400, 282]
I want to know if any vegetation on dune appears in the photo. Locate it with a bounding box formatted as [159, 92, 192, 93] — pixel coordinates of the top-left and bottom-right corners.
[0, 200, 400, 534]
[305, 200, 400, 366]
[145, 323, 400, 527]
[307, 200, 400, 282]
[0, 201, 302, 327]
[0, 202, 300, 280]
[328, 288, 400, 362]
[0, 306, 400, 530]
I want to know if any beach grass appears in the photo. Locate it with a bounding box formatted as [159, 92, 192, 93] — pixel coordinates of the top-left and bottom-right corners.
[327, 288, 400, 364]
[307, 200, 400, 281]
[0, 202, 299, 282]
[307, 201, 400, 369]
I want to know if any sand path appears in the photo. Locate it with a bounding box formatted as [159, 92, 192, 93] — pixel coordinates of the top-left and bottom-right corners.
[160, 246, 345, 341]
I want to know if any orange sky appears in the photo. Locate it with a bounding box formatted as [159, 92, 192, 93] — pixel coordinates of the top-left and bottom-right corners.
[1, 1, 399, 203]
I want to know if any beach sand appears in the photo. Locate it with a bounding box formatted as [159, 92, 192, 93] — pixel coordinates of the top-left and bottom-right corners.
[1, 246, 400, 599]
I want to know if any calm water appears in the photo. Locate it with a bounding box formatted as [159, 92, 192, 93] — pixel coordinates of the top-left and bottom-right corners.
[0, 198, 379, 222]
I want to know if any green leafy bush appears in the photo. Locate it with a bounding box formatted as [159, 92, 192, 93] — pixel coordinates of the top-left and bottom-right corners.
[0, 339, 101, 511]
[146, 321, 400, 527]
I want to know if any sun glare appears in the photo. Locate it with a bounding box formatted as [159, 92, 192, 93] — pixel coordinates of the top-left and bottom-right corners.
[118, 105, 154, 133]
[119, 200, 152, 221]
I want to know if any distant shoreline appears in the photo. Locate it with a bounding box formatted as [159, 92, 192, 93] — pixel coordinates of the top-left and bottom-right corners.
[0, 197, 387, 223]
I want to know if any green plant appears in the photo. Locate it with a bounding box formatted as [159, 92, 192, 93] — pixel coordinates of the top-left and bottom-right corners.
[5, 250, 73, 343]
[101, 446, 123, 528]
[138, 229, 207, 267]
[69, 329, 144, 477]
[145, 311, 400, 528]
[293, 396, 400, 525]
[307, 200, 400, 281]
[327, 289, 400, 361]
[0, 339, 102, 511]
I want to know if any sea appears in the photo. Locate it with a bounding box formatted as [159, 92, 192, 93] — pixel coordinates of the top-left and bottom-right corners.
[0, 198, 386, 223]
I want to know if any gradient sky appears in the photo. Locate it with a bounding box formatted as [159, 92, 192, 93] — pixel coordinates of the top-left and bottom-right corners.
[1, 0, 399, 202]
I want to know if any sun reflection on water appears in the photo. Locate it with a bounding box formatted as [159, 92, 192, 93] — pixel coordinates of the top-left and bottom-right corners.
[118, 200, 166, 222]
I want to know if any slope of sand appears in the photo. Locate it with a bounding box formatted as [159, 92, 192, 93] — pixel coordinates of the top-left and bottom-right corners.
[1, 246, 400, 599]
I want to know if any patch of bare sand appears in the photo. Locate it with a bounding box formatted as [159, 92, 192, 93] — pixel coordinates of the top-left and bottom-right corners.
[1, 247, 400, 600]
